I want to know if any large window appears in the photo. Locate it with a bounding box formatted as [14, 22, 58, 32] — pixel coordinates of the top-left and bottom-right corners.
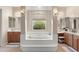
[32, 20, 46, 30]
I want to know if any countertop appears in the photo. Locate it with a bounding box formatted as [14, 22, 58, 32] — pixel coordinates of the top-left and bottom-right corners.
[8, 30, 21, 32]
[58, 31, 79, 36]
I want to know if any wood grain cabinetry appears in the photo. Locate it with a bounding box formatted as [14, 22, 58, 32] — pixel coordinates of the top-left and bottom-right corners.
[72, 35, 78, 50]
[7, 32, 20, 43]
[64, 33, 68, 44]
[64, 33, 73, 46]
[67, 33, 73, 46]
[77, 37, 79, 51]
[64, 33, 79, 51]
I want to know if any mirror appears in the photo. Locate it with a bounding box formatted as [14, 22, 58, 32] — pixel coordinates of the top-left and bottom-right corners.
[65, 17, 71, 30]
[73, 17, 79, 32]
[9, 17, 15, 28]
[8, 17, 21, 30]
[73, 19, 76, 29]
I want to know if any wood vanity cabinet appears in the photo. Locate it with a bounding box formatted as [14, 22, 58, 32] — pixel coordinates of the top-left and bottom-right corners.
[67, 33, 73, 46]
[64, 32, 79, 51]
[72, 35, 78, 50]
[7, 32, 20, 43]
[64, 33, 72, 46]
[77, 37, 79, 51]
[73, 35, 79, 51]
[64, 33, 73, 46]
[64, 33, 68, 44]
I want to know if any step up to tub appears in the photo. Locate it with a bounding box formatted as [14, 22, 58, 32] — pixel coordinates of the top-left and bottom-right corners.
[20, 44, 58, 52]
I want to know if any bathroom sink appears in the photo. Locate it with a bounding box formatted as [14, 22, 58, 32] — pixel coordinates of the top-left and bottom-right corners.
[8, 29, 21, 32]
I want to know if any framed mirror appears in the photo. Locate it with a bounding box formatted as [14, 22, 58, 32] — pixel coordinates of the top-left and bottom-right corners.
[8, 17, 15, 28]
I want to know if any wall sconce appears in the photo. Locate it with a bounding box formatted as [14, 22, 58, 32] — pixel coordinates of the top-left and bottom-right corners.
[15, 9, 25, 17]
[20, 9, 25, 14]
[53, 8, 58, 15]
[15, 11, 21, 17]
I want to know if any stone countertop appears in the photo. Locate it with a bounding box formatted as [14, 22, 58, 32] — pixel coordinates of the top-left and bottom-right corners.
[65, 31, 79, 36]
[58, 31, 79, 36]
[8, 30, 21, 32]
[57, 31, 66, 33]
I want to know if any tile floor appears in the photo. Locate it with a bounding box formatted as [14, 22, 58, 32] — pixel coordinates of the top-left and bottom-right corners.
[0, 43, 77, 52]
[56, 43, 77, 52]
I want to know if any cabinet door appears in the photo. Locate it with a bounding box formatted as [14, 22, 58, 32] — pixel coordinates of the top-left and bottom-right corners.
[64, 33, 73, 46]
[7, 32, 14, 43]
[14, 32, 20, 42]
[64, 33, 68, 44]
[66, 33, 69, 45]
[64, 33, 70, 45]
[72, 35, 78, 50]
[68, 34, 73, 46]
[77, 37, 79, 51]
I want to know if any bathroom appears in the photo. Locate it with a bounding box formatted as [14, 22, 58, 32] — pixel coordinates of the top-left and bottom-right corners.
[0, 6, 22, 47]
[0, 6, 58, 52]
[0, 6, 79, 52]
[20, 6, 79, 52]
[57, 6, 79, 52]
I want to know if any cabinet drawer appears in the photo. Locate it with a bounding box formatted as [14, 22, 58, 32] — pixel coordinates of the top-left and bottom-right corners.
[7, 32, 14, 43]
[13, 32, 20, 42]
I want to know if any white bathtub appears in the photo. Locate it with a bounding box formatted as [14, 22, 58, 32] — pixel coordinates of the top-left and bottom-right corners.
[26, 32, 53, 40]
[20, 32, 58, 52]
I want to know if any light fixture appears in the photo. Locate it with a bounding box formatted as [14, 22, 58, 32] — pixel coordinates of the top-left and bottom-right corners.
[15, 11, 21, 17]
[20, 9, 24, 14]
[53, 8, 58, 15]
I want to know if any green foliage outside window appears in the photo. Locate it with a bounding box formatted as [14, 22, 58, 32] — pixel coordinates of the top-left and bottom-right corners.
[33, 20, 45, 29]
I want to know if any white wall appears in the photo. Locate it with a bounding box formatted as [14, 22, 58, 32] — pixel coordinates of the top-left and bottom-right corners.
[55, 6, 79, 17]
[56, 6, 79, 32]
[0, 7, 12, 47]
[54, 7, 67, 32]
[66, 7, 79, 32]
[66, 7, 79, 17]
